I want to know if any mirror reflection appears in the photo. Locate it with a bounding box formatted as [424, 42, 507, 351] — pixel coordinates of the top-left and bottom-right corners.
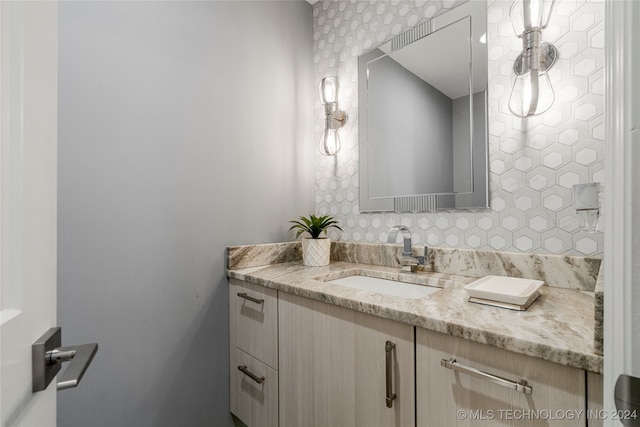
[358, 1, 488, 212]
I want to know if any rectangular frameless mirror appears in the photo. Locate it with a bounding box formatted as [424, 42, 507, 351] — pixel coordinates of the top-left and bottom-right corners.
[358, 1, 488, 212]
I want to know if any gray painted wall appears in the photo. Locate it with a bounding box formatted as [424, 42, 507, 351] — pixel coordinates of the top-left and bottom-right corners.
[367, 53, 453, 197]
[57, 1, 314, 426]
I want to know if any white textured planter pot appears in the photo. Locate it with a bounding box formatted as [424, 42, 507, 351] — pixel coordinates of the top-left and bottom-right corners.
[301, 238, 331, 267]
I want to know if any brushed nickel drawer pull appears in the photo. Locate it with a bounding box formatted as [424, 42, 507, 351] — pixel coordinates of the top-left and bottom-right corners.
[237, 365, 265, 384]
[237, 292, 264, 305]
[385, 341, 397, 408]
[441, 357, 533, 395]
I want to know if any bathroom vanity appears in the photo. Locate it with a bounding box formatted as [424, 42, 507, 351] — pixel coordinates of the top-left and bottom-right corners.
[227, 241, 603, 427]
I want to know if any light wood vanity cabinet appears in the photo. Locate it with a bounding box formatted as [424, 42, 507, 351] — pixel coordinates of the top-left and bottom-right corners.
[416, 328, 587, 427]
[229, 278, 602, 427]
[278, 291, 415, 427]
[229, 279, 279, 427]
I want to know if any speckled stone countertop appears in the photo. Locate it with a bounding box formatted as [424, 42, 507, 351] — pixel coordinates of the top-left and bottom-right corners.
[594, 263, 604, 356]
[227, 242, 603, 374]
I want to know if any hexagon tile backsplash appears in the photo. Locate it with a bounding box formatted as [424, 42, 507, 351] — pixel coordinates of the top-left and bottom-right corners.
[312, 0, 604, 257]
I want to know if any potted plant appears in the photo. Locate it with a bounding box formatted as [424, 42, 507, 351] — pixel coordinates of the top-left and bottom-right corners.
[289, 214, 342, 267]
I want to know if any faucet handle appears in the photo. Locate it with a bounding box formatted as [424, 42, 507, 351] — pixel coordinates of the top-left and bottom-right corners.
[416, 246, 429, 267]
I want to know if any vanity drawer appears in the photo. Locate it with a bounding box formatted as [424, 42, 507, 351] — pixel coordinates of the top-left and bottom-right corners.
[229, 278, 278, 369]
[230, 347, 278, 427]
[416, 328, 586, 427]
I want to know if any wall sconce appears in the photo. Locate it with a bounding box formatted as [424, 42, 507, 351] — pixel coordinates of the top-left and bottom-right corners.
[318, 77, 347, 156]
[508, 0, 558, 118]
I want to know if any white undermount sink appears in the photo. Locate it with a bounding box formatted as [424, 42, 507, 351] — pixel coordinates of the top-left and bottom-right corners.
[327, 275, 441, 299]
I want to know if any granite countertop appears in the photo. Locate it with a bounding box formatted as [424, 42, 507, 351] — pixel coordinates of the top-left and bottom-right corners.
[228, 259, 602, 374]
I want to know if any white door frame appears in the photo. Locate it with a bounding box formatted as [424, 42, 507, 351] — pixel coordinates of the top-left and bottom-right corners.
[603, 0, 640, 423]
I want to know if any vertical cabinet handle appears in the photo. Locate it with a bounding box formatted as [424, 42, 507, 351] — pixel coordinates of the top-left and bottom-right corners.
[237, 292, 264, 305]
[237, 365, 265, 384]
[385, 341, 397, 408]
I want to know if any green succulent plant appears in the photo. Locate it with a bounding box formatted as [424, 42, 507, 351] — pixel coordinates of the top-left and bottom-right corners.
[289, 214, 342, 239]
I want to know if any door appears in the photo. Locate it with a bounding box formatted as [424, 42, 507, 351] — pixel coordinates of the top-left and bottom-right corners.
[1, 1, 58, 426]
[604, 0, 640, 424]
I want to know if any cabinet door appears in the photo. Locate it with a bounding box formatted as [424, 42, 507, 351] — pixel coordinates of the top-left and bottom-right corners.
[279, 292, 414, 427]
[587, 372, 603, 427]
[229, 278, 278, 369]
[417, 328, 586, 427]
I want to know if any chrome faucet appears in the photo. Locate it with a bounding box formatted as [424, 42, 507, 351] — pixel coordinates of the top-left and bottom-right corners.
[387, 226, 428, 272]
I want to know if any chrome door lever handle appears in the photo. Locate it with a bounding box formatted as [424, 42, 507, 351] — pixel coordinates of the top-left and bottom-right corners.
[32, 327, 99, 392]
[55, 343, 98, 391]
[46, 348, 77, 364]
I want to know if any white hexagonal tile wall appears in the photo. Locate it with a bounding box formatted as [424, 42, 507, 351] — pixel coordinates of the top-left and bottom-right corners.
[489, 235, 506, 250]
[502, 176, 520, 193]
[491, 196, 507, 212]
[575, 147, 598, 165]
[573, 58, 597, 77]
[570, 11, 595, 32]
[436, 217, 450, 231]
[313, 0, 604, 256]
[477, 216, 494, 231]
[527, 132, 551, 150]
[455, 216, 471, 231]
[502, 216, 520, 231]
[491, 158, 507, 174]
[514, 155, 533, 172]
[543, 194, 564, 211]
[542, 152, 563, 169]
[558, 171, 581, 189]
[445, 233, 460, 247]
[544, 236, 564, 253]
[575, 236, 599, 255]
[426, 230, 443, 246]
[515, 235, 534, 251]
[557, 84, 580, 103]
[418, 217, 430, 230]
[500, 138, 523, 154]
[558, 128, 580, 145]
[515, 195, 533, 212]
[527, 166, 555, 191]
[574, 103, 598, 121]
[466, 234, 482, 248]
[529, 216, 549, 232]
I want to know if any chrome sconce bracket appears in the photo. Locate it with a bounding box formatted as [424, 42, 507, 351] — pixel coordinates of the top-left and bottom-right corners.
[513, 41, 558, 76]
[323, 102, 347, 130]
[329, 110, 348, 129]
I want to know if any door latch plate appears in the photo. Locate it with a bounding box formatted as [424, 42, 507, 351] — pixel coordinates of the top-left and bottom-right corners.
[32, 327, 63, 392]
